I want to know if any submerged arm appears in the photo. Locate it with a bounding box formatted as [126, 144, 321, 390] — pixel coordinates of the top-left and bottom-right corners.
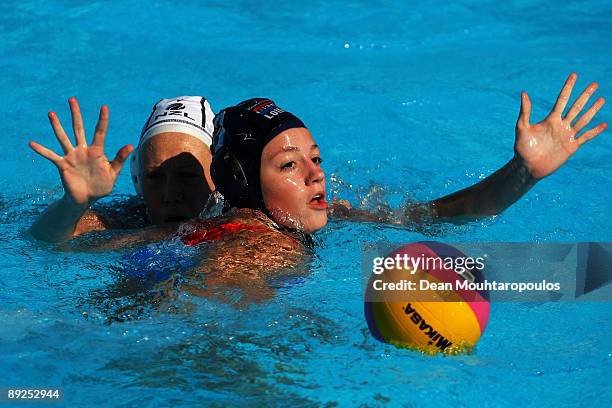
[56, 223, 176, 252]
[30, 197, 106, 242]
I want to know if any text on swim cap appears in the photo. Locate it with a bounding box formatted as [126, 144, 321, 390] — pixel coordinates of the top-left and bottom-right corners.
[251, 100, 286, 119]
[154, 102, 195, 122]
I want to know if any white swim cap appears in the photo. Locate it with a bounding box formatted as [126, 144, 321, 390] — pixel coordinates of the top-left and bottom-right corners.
[130, 96, 215, 195]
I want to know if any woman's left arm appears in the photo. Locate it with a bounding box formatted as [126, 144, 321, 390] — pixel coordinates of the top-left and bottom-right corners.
[330, 73, 606, 225]
[422, 72, 607, 221]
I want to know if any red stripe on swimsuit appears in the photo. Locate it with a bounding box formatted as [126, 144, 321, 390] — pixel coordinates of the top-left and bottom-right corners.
[180, 219, 268, 246]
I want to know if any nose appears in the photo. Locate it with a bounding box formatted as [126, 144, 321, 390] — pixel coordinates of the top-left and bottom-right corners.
[305, 160, 325, 186]
[163, 178, 183, 203]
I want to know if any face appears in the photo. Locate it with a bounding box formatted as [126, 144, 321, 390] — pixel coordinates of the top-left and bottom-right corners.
[139, 132, 215, 224]
[260, 128, 327, 233]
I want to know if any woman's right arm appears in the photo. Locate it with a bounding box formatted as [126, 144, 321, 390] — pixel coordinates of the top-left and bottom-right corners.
[30, 197, 104, 242]
[29, 97, 133, 242]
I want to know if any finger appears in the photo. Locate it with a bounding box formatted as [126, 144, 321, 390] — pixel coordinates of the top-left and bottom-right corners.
[552, 72, 577, 116]
[92, 105, 109, 147]
[48, 111, 73, 154]
[574, 97, 605, 133]
[69, 97, 87, 146]
[517, 91, 531, 127]
[29, 141, 62, 164]
[110, 144, 134, 175]
[565, 82, 598, 123]
[577, 122, 607, 147]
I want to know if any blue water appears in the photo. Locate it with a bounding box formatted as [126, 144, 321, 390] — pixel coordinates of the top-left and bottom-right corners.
[1, 0, 611, 406]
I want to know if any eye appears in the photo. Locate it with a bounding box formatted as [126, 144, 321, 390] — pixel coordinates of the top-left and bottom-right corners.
[281, 161, 296, 170]
[312, 156, 323, 165]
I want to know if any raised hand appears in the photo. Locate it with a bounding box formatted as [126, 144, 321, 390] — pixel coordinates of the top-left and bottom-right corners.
[515, 73, 607, 180]
[29, 98, 133, 206]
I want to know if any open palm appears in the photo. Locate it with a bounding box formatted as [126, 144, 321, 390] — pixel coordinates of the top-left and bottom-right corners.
[29, 98, 133, 206]
[515, 73, 607, 180]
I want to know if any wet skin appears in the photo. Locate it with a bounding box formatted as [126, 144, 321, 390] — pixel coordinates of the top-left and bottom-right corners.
[260, 127, 328, 233]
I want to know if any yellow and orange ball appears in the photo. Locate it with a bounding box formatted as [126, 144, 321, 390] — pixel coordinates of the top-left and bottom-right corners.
[365, 242, 490, 355]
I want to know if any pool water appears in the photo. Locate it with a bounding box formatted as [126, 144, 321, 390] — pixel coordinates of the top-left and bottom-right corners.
[1, 0, 611, 406]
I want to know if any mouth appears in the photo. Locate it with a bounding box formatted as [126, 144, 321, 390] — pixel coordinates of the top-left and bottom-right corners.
[309, 191, 328, 209]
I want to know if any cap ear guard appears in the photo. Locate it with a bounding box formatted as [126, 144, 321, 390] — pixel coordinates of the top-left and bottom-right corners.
[211, 110, 248, 208]
[212, 146, 250, 208]
[210, 98, 305, 211]
[224, 151, 248, 191]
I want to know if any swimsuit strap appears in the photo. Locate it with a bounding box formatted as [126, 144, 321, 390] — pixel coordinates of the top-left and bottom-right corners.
[181, 221, 268, 246]
[179, 209, 316, 250]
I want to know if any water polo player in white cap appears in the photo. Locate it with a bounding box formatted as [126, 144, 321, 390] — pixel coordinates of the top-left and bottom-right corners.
[29, 96, 216, 242]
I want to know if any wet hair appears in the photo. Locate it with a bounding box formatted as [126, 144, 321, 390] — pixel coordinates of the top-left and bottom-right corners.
[211, 98, 305, 210]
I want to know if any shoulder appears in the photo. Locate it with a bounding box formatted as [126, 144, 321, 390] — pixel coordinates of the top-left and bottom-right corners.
[179, 208, 296, 247]
[73, 209, 107, 236]
[188, 208, 310, 273]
